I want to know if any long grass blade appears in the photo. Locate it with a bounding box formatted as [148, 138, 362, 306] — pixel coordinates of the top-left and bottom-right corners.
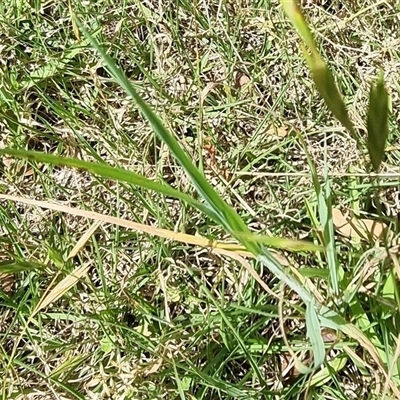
[0, 148, 220, 223]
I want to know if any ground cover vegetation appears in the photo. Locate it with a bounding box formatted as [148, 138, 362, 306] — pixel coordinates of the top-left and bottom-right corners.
[0, 0, 400, 399]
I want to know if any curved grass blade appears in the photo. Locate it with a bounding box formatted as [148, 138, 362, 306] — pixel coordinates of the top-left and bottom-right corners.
[72, 13, 330, 368]
[74, 12, 320, 302]
[367, 72, 389, 171]
[0, 148, 220, 224]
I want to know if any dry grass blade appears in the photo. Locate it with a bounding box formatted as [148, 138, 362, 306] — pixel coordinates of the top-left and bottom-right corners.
[32, 262, 91, 316]
[389, 249, 400, 282]
[0, 193, 290, 262]
[2, 192, 325, 340]
[343, 345, 383, 397]
[66, 221, 102, 261]
[21, 223, 102, 318]
[199, 81, 223, 108]
[0, 194, 288, 302]
[32, 222, 101, 316]
[339, 327, 400, 399]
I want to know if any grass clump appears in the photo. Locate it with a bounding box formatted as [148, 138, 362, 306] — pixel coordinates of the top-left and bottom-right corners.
[0, 1, 400, 399]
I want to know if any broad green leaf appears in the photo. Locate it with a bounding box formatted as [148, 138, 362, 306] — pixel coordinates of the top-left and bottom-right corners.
[367, 72, 389, 171]
[298, 267, 329, 279]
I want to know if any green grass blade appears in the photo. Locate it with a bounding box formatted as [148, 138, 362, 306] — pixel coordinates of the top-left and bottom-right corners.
[257, 252, 312, 303]
[0, 148, 220, 223]
[171, 360, 187, 400]
[232, 232, 322, 252]
[289, 304, 325, 375]
[367, 72, 389, 171]
[306, 300, 326, 370]
[299, 136, 341, 295]
[310, 353, 348, 387]
[74, 17, 241, 236]
[76, 13, 324, 306]
[0, 260, 44, 273]
[76, 15, 400, 378]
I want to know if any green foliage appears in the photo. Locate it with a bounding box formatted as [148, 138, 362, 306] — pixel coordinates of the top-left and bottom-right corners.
[1, 0, 399, 397]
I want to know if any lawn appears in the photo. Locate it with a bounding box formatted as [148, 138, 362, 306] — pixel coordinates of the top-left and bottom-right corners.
[0, 0, 400, 399]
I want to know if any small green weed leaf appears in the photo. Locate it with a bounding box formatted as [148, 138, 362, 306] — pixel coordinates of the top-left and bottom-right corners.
[100, 335, 116, 355]
[367, 72, 389, 171]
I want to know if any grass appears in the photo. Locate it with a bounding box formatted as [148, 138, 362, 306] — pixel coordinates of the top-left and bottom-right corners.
[0, 0, 400, 399]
